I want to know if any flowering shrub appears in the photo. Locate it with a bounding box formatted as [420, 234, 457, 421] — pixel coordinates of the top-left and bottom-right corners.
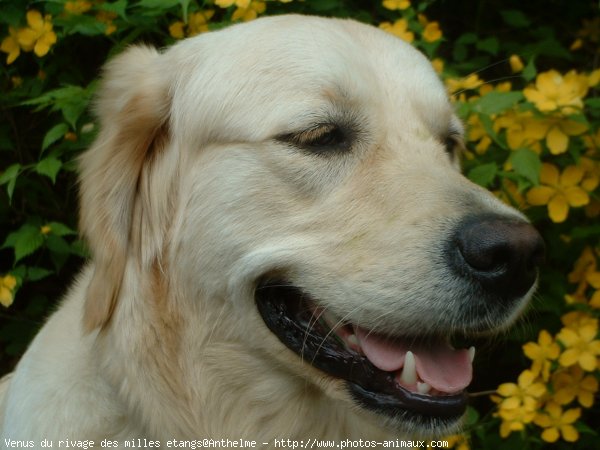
[1, 1, 598, 447]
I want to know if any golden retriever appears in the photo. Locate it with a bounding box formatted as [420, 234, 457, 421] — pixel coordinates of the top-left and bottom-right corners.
[0, 15, 543, 446]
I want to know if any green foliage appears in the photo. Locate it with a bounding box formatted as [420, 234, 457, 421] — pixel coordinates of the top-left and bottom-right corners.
[1, 0, 599, 448]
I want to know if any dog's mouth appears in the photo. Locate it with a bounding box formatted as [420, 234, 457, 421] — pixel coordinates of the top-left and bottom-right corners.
[255, 279, 475, 427]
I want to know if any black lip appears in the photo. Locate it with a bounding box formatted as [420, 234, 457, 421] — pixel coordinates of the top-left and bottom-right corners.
[255, 281, 468, 423]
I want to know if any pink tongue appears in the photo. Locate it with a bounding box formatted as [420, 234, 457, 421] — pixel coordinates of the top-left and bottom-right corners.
[355, 327, 472, 393]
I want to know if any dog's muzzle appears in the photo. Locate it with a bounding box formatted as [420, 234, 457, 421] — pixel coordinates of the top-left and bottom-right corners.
[254, 213, 544, 432]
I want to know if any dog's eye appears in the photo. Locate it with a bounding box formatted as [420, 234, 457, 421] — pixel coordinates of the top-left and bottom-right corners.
[444, 134, 462, 158]
[280, 124, 348, 152]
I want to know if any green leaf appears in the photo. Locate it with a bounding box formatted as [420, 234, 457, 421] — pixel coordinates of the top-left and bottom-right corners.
[476, 37, 499, 55]
[26, 267, 54, 282]
[510, 149, 541, 185]
[307, 0, 342, 12]
[36, 157, 62, 183]
[464, 406, 480, 426]
[452, 44, 468, 62]
[46, 235, 73, 255]
[522, 58, 537, 81]
[585, 98, 600, 109]
[137, 0, 179, 10]
[478, 114, 505, 148]
[500, 9, 531, 28]
[456, 33, 477, 45]
[13, 225, 45, 262]
[0, 163, 21, 201]
[472, 91, 523, 115]
[42, 123, 69, 153]
[46, 222, 77, 237]
[22, 85, 95, 129]
[468, 163, 498, 187]
[46, 235, 73, 270]
[570, 225, 600, 240]
[70, 239, 90, 258]
[0, 4, 23, 26]
[99, 0, 128, 19]
[179, 0, 191, 21]
[60, 15, 107, 36]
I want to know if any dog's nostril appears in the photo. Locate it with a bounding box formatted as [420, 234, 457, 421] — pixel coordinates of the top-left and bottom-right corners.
[453, 215, 545, 301]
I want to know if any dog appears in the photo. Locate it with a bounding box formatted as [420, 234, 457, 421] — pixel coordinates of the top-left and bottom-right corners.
[0, 15, 543, 446]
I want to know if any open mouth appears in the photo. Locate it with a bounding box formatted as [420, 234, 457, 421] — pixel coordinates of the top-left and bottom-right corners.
[255, 279, 475, 427]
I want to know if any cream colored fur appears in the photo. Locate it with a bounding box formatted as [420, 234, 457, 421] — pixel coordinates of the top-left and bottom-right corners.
[1, 15, 530, 447]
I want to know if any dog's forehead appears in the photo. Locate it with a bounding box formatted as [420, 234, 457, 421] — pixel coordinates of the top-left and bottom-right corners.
[169, 15, 454, 144]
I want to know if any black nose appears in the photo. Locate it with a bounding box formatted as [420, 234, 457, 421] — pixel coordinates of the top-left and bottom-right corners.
[452, 215, 545, 301]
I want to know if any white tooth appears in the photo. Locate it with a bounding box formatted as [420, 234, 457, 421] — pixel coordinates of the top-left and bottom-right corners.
[400, 351, 417, 385]
[417, 382, 431, 394]
[346, 334, 359, 348]
[468, 346, 475, 363]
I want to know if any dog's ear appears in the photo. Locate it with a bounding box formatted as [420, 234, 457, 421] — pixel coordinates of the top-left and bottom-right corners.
[79, 46, 173, 332]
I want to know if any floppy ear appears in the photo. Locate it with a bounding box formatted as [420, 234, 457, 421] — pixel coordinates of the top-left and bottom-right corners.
[79, 45, 174, 332]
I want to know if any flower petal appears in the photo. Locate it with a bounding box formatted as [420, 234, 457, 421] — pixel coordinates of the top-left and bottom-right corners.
[564, 187, 589, 207]
[548, 195, 569, 223]
[547, 126, 569, 154]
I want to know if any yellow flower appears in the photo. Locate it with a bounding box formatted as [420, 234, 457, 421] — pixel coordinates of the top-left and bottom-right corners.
[0, 275, 17, 308]
[583, 127, 600, 152]
[382, 0, 410, 10]
[534, 402, 581, 443]
[215, 0, 251, 8]
[493, 369, 545, 437]
[493, 369, 546, 436]
[41, 225, 52, 235]
[526, 163, 590, 223]
[588, 273, 600, 308]
[580, 157, 600, 192]
[542, 115, 588, 155]
[589, 68, 600, 87]
[431, 58, 444, 74]
[444, 434, 469, 450]
[568, 247, 597, 286]
[557, 322, 600, 371]
[17, 10, 57, 57]
[1, 27, 21, 64]
[446, 74, 483, 94]
[509, 54, 524, 73]
[187, 10, 215, 35]
[417, 14, 442, 42]
[495, 179, 527, 210]
[561, 311, 598, 330]
[169, 21, 185, 39]
[523, 330, 560, 380]
[578, 17, 600, 43]
[466, 114, 492, 154]
[379, 19, 414, 43]
[96, 11, 117, 35]
[64, 1, 92, 15]
[494, 110, 546, 152]
[552, 365, 598, 408]
[570, 38, 583, 51]
[479, 81, 512, 96]
[231, 1, 265, 22]
[497, 407, 534, 437]
[523, 70, 589, 115]
[422, 22, 442, 42]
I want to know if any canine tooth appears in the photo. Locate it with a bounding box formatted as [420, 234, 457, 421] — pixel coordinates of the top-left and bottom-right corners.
[417, 382, 431, 394]
[468, 346, 476, 363]
[400, 351, 417, 385]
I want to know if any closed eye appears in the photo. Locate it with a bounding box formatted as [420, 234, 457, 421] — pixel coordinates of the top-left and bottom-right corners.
[278, 123, 350, 153]
[444, 133, 463, 159]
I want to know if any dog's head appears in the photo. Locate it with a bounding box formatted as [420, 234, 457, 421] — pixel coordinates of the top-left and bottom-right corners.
[80, 16, 543, 437]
